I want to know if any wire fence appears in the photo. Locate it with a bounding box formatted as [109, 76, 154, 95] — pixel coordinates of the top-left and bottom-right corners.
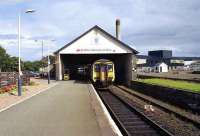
[0, 72, 30, 88]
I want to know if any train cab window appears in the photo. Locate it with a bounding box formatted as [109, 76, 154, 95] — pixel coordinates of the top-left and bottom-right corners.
[94, 64, 100, 72]
[107, 64, 113, 72]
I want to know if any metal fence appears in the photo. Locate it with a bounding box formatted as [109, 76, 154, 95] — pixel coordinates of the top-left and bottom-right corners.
[0, 72, 16, 88]
[0, 72, 30, 88]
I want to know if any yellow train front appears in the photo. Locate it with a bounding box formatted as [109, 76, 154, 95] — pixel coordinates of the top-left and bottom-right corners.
[91, 59, 115, 88]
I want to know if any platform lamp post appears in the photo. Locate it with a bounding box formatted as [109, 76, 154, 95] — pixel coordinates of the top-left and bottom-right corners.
[47, 41, 50, 84]
[35, 40, 44, 77]
[47, 39, 56, 84]
[18, 9, 36, 96]
[35, 39, 55, 84]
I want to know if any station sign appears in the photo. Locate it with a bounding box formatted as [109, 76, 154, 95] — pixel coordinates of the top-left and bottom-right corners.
[76, 48, 116, 53]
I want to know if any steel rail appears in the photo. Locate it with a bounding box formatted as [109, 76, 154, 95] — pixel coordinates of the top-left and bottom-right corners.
[98, 89, 173, 136]
[116, 85, 200, 129]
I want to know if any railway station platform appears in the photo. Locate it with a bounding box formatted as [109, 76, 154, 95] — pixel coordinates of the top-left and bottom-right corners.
[0, 81, 118, 136]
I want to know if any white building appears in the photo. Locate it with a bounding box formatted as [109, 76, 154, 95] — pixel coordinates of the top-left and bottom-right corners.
[190, 61, 200, 72]
[136, 58, 147, 65]
[154, 62, 168, 73]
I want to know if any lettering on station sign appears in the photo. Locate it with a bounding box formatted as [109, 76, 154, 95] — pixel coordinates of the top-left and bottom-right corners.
[76, 48, 116, 52]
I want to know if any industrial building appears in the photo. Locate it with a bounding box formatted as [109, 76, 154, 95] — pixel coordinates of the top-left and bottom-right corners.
[137, 50, 200, 72]
[54, 20, 138, 86]
[190, 61, 200, 72]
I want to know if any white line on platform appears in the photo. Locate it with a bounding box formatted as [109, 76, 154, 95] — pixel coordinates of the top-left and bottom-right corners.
[90, 84, 123, 136]
[0, 83, 58, 113]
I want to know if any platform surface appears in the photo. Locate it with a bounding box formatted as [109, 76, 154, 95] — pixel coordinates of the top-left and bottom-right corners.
[0, 81, 102, 136]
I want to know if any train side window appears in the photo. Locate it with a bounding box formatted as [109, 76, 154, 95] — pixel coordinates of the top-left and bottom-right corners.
[107, 64, 113, 72]
[95, 64, 100, 72]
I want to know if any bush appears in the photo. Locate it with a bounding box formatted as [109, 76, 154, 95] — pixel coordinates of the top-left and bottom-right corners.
[0, 88, 4, 94]
[0, 84, 17, 94]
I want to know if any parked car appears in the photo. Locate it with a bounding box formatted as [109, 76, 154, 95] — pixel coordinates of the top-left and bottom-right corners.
[29, 71, 40, 77]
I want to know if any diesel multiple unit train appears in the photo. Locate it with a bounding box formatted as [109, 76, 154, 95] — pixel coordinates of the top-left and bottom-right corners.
[91, 59, 115, 88]
[76, 59, 115, 88]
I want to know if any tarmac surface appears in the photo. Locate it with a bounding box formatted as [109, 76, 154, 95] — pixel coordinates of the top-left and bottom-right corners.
[0, 81, 102, 136]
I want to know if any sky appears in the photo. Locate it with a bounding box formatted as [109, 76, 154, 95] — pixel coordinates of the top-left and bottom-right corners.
[0, 0, 200, 61]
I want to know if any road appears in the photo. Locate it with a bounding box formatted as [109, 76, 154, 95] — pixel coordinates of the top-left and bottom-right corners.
[0, 81, 101, 136]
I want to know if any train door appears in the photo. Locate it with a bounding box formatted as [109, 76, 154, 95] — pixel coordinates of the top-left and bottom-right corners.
[100, 64, 108, 82]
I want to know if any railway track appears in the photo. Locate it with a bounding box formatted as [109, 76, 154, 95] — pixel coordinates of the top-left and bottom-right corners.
[98, 89, 173, 136]
[116, 85, 200, 129]
[131, 81, 200, 114]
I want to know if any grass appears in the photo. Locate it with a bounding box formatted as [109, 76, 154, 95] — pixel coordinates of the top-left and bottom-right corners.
[138, 78, 200, 93]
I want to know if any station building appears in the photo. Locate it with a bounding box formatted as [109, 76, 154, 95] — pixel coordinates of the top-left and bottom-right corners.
[54, 20, 138, 86]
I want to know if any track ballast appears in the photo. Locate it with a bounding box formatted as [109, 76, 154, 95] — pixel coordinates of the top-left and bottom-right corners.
[98, 89, 173, 136]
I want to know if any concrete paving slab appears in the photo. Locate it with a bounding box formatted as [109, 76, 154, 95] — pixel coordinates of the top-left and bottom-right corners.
[0, 81, 101, 136]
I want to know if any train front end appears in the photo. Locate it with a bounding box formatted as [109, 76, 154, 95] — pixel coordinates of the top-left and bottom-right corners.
[92, 59, 115, 88]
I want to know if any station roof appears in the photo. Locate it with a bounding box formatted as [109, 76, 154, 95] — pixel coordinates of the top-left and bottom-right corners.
[54, 25, 138, 54]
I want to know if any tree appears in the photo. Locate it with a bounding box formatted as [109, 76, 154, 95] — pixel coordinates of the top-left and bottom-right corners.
[23, 61, 43, 72]
[0, 46, 10, 72]
[0, 46, 45, 72]
[10, 57, 19, 72]
[3, 56, 18, 72]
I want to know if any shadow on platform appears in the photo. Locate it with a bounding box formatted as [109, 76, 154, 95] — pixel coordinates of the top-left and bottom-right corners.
[74, 80, 90, 84]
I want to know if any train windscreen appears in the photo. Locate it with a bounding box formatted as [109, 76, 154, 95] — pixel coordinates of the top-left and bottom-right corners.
[107, 64, 113, 72]
[95, 64, 100, 72]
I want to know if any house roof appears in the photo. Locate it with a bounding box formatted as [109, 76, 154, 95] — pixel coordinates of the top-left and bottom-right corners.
[155, 62, 167, 67]
[171, 57, 200, 61]
[54, 25, 138, 54]
[136, 55, 161, 60]
[136, 55, 149, 59]
[191, 61, 200, 65]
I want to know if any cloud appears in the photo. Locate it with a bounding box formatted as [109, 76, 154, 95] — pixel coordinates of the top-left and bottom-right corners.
[0, 0, 26, 5]
[0, 0, 200, 60]
[0, 34, 18, 39]
[0, 36, 57, 61]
